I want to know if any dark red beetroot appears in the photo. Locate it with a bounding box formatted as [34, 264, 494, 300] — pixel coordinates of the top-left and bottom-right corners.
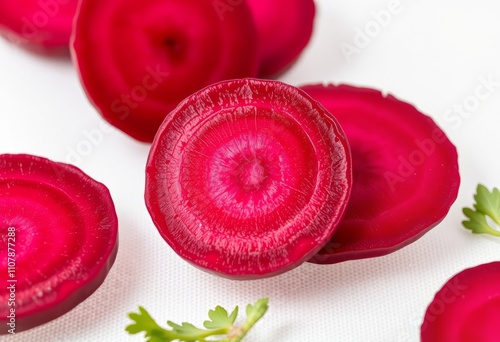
[0, 0, 78, 49]
[302, 84, 460, 264]
[246, 0, 316, 77]
[421, 262, 500, 341]
[0, 154, 118, 333]
[145, 79, 352, 279]
[71, 0, 259, 142]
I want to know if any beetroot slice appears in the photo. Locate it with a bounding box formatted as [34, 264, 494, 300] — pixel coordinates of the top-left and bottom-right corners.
[0, 1, 78, 48]
[421, 262, 500, 341]
[71, 0, 259, 142]
[0, 154, 118, 333]
[302, 84, 460, 264]
[246, 0, 315, 77]
[145, 78, 352, 279]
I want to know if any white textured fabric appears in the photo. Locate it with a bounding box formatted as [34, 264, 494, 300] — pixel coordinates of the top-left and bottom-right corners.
[1, 0, 500, 341]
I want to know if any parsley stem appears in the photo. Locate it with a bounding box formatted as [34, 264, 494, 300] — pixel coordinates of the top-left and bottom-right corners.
[126, 298, 268, 342]
[228, 298, 269, 342]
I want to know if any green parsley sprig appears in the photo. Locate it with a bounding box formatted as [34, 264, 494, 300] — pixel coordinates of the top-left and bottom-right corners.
[126, 298, 268, 342]
[462, 184, 500, 237]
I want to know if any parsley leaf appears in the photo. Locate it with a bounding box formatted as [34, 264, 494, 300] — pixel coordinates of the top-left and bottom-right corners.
[126, 298, 268, 342]
[245, 298, 268, 329]
[462, 184, 500, 237]
[125, 306, 177, 342]
[203, 305, 238, 330]
[167, 321, 211, 341]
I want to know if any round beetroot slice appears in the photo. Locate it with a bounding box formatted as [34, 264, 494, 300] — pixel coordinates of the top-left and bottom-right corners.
[0, 154, 118, 333]
[246, 0, 315, 77]
[302, 84, 460, 264]
[421, 262, 500, 341]
[0, 0, 78, 48]
[71, 0, 259, 143]
[145, 79, 352, 279]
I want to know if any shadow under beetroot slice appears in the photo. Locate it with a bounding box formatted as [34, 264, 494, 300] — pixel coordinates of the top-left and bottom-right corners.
[145, 78, 352, 279]
[302, 84, 460, 264]
[71, 0, 259, 143]
[0, 0, 78, 49]
[246, 0, 316, 77]
[0, 154, 118, 333]
[421, 262, 500, 341]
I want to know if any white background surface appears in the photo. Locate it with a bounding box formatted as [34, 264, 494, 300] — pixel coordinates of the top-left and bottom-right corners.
[1, 0, 500, 341]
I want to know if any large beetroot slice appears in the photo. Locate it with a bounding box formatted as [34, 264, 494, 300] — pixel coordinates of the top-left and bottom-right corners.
[246, 0, 316, 77]
[145, 79, 352, 279]
[421, 262, 500, 341]
[72, 0, 259, 142]
[0, 1, 78, 48]
[0, 154, 118, 333]
[302, 84, 460, 264]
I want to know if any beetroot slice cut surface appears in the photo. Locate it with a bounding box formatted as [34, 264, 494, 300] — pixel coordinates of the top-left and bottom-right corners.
[72, 0, 259, 142]
[302, 84, 460, 264]
[246, 0, 315, 77]
[0, 154, 118, 333]
[421, 262, 500, 341]
[145, 79, 352, 279]
[0, 1, 78, 48]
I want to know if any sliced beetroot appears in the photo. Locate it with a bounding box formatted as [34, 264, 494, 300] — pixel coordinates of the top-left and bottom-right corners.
[0, 154, 118, 333]
[145, 78, 352, 279]
[0, 1, 78, 48]
[246, 0, 316, 77]
[302, 84, 460, 264]
[421, 262, 500, 341]
[71, 0, 259, 142]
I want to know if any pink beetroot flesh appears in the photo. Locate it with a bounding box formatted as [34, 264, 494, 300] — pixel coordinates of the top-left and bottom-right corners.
[72, 0, 259, 142]
[246, 0, 316, 77]
[302, 84, 460, 264]
[421, 262, 500, 341]
[145, 79, 352, 279]
[0, 154, 118, 333]
[0, 1, 78, 48]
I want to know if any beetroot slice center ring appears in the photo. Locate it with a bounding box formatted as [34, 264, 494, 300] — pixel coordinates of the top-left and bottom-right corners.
[145, 79, 352, 279]
[421, 262, 500, 341]
[72, 0, 259, 142]
[0, 154, 118, 333]
[302, 84, 460, 264]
